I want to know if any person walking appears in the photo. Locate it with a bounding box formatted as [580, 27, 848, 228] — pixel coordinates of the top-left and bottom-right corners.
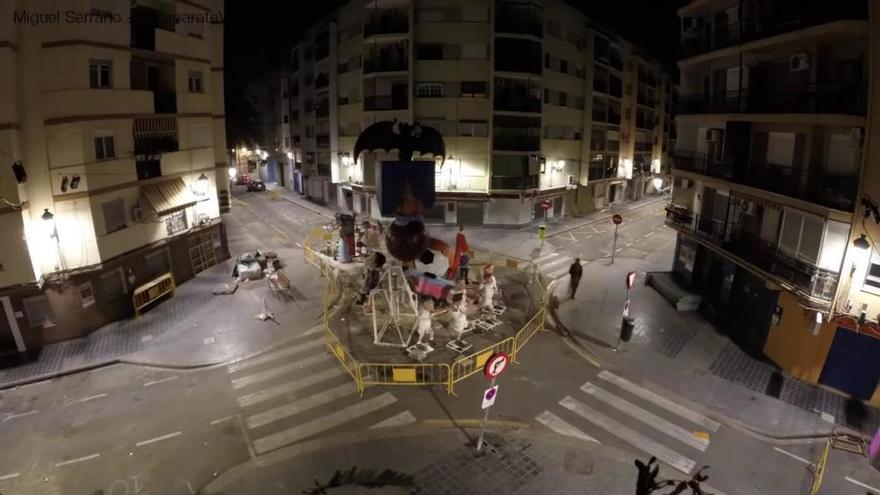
[568, 258, 582, 299]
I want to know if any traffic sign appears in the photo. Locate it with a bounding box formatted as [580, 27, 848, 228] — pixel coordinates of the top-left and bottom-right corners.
[612, 214, 623, 225]
[482, 385, 499, 409]
[540, 199, 552, 211]
[484, 352, 509, 379]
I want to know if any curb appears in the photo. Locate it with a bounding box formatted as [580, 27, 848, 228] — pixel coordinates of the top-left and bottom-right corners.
[274, 191, 336, 220]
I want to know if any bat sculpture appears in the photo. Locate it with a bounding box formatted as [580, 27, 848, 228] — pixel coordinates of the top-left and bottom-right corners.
[353, 120, 445, 165]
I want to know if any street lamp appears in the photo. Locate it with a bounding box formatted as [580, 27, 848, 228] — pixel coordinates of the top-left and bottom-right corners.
[854, 234, 871, 250]
[41, 208, 63, 270]
[40, 208, 54, 222]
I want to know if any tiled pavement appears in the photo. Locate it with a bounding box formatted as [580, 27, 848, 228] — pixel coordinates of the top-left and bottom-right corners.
[709, 342, 880, 435]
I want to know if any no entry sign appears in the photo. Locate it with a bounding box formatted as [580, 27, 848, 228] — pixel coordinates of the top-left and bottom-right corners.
[484, 352, 509, 379]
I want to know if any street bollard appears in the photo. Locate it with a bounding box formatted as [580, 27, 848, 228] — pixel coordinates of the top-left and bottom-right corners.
[538, 224, 547, 246]
[616, 316, 634, 351]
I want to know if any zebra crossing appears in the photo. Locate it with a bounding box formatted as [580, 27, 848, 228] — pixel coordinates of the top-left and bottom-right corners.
[535, 251, 583, 281]
[535, 370, 721, 475]
[224, 326, 415, 456]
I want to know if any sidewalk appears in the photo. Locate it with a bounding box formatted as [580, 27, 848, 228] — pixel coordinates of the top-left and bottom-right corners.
[551, 248, 880, 438]
[202, 424, 721, 495]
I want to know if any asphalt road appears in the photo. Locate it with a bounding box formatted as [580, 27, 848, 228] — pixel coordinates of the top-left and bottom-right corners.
[0, 192, 877, 495]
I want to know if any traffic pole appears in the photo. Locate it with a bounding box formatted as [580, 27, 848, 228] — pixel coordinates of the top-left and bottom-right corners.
[476, 377, 495, 452]
[610, 224, 619, 264]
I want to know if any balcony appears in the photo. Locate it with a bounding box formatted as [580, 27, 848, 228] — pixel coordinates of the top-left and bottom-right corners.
[363, 55, 408, 74]
[493, 134, 540, 151]
[494, 38, 542, 75]
[315, 73, 329, 90]
[364, 11, 409, 38]
[493, 89, 541, 113]
[364, 95, 407, 111]
[681, 0, 868, 59]
[678, 84, 867, 116]
[638, 70, 658, 88]
[134, 117, 178, 155]
[495, 3, 542, 37]
[588, 164, 618, 181]
[316, 134, 330, 147]
[665, 204, 840, 303]
[491, 175, 539, 190]
[135, 158, 162, 180]
[637, 93, 657, 108]
[153, 91, 177, 114]
[670, 150, 857, 211]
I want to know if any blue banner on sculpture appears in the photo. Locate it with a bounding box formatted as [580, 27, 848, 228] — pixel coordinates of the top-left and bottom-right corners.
[376, 161, 435, 216]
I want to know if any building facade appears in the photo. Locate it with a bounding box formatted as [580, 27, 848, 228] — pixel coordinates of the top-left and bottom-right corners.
[668, 0, 880, 403]
[273, 0, 673, 226]
[0, 0, 230, 358]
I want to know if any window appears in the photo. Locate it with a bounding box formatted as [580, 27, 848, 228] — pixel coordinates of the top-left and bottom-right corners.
[23, 295, 55, 328]
[543, 89, 550, 104]
[93, 133, 116, 160]
[558, 92, 567, 107]
[102, 198, 126, 234]
[145, 249, 171, 279]
[459, 120, 488, 137]
[284, 136, 290, 148]
[415, 82, 444, 98]
[99, 268, 126, 300]
[283, 114, 289, 123]
[89, 59, 112, 88]
[416, 43, 444, 60]
[165, 210, 188, 236]
[460, 81, 487, 97]
[778, 209, 823, 263]
[559, 59, 568, 74]
[188, 71, 203, 93]
[544, 52, 552, 69]
[864, 254, 880, 295]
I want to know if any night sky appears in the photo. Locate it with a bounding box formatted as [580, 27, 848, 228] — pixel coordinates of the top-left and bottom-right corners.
[223, 0, 683, 144]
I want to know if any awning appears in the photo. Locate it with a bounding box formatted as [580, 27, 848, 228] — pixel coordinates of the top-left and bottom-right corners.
[140, 177, 197, 216]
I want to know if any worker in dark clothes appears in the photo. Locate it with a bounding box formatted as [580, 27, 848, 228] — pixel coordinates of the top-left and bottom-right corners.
[568, 258, 583, 299]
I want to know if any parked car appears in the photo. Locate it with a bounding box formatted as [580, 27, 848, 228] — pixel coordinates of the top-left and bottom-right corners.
[247, 180, 266, 192]
[236, 174, 252, 185]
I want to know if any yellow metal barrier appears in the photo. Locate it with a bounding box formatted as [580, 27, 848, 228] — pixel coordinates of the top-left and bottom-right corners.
[449, 337, 517, 394]
[358, 363, 451, 393]
[513, 308, 546, 362]
[810, 439, 831, 495]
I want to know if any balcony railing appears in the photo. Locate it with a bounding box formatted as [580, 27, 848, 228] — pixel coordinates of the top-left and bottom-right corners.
[495, 13, 542, 37]
[492, 134, 540, 151]
[363, 56, 408, 73]
[665, 204, 839, 303]
[588, 165, 619, 181]
[364, 95, 408, 111]
[315, 74, 329, 90]
[678, 84, 866, 116]
[681, 0, 868, 58]
[491, 175, 539, 190]
[363, 12, 409, 37]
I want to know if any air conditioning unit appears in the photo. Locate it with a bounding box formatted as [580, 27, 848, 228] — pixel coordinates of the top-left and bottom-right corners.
[789, 54, 810, 72]
[741, 199, 757, 215]
[705, 129, 723, 142]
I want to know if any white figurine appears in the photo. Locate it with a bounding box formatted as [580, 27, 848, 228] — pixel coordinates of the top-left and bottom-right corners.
[479, 272, 497, 311]
[449, 294, 468, 339]
[415, 299, 435, 344]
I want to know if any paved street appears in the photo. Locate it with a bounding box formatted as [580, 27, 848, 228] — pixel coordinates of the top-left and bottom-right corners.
[0, 190, 879, 494]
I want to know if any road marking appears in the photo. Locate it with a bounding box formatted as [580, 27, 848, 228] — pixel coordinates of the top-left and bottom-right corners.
[559, 336, 602, 368]
[645, 232, 654, 237]
[136, 431, 182, 447]
[535, 410, 600, 444]
[203, 337, 216, 345]
[209, 415, 236, 426]
[369, 411, 416, 429]
[227, 337, 325, 373]
[773, 447, 811, 465]
[547, 265, 575, 280]
[55, 453, 100, 467]
[539, 256, 573, 272]
[253, 393, 397, 454]
[237, 366, 345, 407]
[603, 253, 611, 258]
[616, 247, 624, 252]
[598, 371, 720, 431]
[143, 376, 179, 387]
[421, 419, 529, 429]
[66, 393, 108, 407]
[536, 252, 561, 264]
[246, 383, 356, 429]
[0, 472, 20, 481]
[845, 476, 880, 493]
[559, 396, 696, 474]
[141, 334, 153, 343]
[3, 410, 38, 422]
[231, 353, 329, 389]
[580, 382, 709, 451]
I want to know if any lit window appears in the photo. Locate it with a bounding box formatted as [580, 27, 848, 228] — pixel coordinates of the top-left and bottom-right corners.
[416, 83, 444, 98]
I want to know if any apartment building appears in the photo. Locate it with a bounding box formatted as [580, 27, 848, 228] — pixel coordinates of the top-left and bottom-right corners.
[667, 0, 880, 403]
[275, 0, 673, 226]
[0, 0, 229, 357]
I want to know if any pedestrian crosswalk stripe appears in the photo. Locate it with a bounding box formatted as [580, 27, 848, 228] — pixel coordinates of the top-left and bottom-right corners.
[252, 393, 397, 454]
[231, 354, 330, 389]
[546, 265, 573, 280]
[539, 256, 572, 272]
[369, 410, 417, 429]
[227, 337, 325, 373]
[559, 396, 696, 474]
[536, 252, 561, 264]
[580, 382, 709, 451]
[246, 383, 356, 429]
[598, 371, 720, 432]
[237, 366, 344, 407]
[535, 410, 600, 444]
